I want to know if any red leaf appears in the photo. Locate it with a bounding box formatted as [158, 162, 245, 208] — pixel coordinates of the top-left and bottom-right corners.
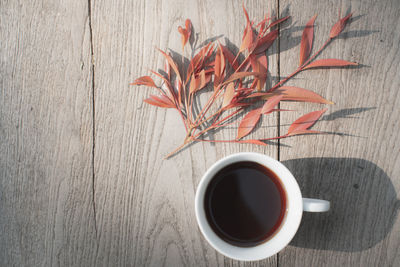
[222, 72, 258, 85]
[186, 43, 212, 83]
[242, 3, 251, 24]
[278, 86, 334, 104]
[149, 70, 177, 101]
[221, 45, 239, 70]
[239, 4, 254, 52]
[287, 108, 327, 135]
[189, 70, 208, 93]
[178, 26, 188, 50]
[240, 24, 254, 53]
[261, 95, 283, 114]
[250, 54, 268, 91]
[246, 92, 277, 98]
[214, 44, 225, 88]
[130, 76, 157, 87]
[178, 19, 192, 50]
[185, 19, 192, 40]
[222, 82, 235, 108]
[237, 108, 262, 140]
[144, 95, 175, 108]
[189, 74, 198, 93]
[304, 59, 358, 69]
[300, 15, 317, 66]
[238, 139, 267, 146]
[175, 79, 182, 106]
[198, 69, 207, 90]
[330, 13, 352, 39]
[268, 16, 290, 29]
[257, 15, 268, 37]
[252, 29, 278, 54]
[157, 49, 182, 82]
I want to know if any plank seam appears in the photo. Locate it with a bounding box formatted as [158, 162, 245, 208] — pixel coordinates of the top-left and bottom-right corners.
[276, 0, 281, 266]
[87, 0, 98, 236]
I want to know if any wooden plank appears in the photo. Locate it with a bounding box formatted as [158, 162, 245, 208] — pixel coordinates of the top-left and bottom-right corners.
[278, 0, 400, 266]
[0, 1, 97, 266]
[91, 0, 279, 265]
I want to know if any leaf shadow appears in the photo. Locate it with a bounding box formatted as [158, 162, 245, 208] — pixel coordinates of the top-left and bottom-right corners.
[337, 30, 379, 40]
[321, 107, 376, 121]
[168, 49, 191, 70]
[278, 5, 373, 57]
[197, 35, 224, 50]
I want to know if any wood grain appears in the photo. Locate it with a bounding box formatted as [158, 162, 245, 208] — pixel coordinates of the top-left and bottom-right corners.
[278, 0, 400, 266]
[1, 0, 399, 266]
[0, 0, 97, 266]
[91, 0, 278, 266]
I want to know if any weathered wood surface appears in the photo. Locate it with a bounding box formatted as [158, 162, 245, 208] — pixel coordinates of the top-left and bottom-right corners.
[0, 0, 399, 266]
[91, 1, 277, 266]
[0, 0, 97, 266]
[279, 0, 400, 266]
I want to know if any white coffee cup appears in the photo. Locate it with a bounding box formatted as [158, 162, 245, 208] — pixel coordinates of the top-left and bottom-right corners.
[195, 152, 330, 261]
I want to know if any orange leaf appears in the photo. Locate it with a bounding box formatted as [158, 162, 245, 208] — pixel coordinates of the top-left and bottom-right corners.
[238, 139, 267, 146]
[178, 26, 188, 50]
[130, 76, 157, 87]
[157, 49, 182, 82]
[261, 95, 283, 114]
[287, 108, 327, 135]
[300, 15, 317, 66]
[304, 59, 358, 69]
[222, 82, 235, 108]
[198, 69, 207, 90]
[237, 108, 262, 140]
[330, 13, 352, 39]
[144, 95, 175, 108]
[222, 72, 258, 85]
[189, 74, 200, 93]
[185, 19, 192, 40]
[178, 19, 192, 50]
[252, 29, 278, 54]
[278, 86, 334, 104]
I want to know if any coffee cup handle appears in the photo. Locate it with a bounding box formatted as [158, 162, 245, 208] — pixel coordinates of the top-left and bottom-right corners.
[302, 198, 330, 212]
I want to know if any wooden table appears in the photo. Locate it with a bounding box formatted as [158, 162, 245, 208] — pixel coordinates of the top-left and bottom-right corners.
[1, 0, 399, 266]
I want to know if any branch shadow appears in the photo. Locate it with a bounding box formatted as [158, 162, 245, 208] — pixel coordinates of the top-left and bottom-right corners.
[278, 6, 374, 56]
[282, 157, 399, 252]
[321, 107, 376, 121]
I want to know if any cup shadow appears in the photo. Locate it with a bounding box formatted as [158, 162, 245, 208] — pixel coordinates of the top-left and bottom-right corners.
[281, 157, 400, 252]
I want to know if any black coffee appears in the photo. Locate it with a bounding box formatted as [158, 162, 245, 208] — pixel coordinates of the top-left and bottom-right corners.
[204, 161, 286, 247]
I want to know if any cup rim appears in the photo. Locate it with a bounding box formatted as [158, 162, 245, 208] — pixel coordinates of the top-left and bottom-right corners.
[195, 152, 303, 261]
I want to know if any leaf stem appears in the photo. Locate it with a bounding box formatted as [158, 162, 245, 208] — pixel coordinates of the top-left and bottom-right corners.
[164, 139, 191, 159]
[268, 38, 331, 91]
[196, 139, 238, 143]
[192, 88, 220, 126]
